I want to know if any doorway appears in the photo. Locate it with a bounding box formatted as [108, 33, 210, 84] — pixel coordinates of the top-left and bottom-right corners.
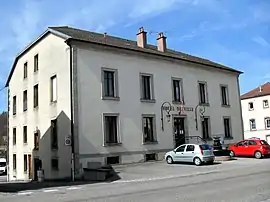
[33, 158, 42, 181]
[173, 117, 186, 148]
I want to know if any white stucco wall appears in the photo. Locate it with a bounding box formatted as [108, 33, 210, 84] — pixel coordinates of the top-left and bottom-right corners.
[75, 44, 243, 167]
[241, 95, 270, 141]
[8, 33, 72, 181]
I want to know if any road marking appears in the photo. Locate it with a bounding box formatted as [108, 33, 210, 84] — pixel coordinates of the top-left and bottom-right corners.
[43, 189, 59, 193]
[18, 192, 33, 195]
[67, 186, 82, 190]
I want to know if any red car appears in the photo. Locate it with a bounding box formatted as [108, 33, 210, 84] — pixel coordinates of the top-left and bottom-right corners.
[228, 139, 270, 159]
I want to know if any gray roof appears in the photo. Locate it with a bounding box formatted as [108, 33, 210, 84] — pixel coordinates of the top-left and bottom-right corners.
[5, 26, 242, 87]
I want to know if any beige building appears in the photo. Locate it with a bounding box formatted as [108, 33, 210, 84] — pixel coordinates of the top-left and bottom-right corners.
[241, 82, 270, 142]
[6, 26, 244, 181]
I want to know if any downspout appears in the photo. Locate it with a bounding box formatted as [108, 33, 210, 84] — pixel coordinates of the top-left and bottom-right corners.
[65, 39, 75, 181]
[237, 74, 245, 140]
[6, 87, 9, 181]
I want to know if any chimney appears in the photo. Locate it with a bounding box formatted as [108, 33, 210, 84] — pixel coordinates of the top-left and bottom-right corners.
[157, 32, 167, 52]
[137, 27, 147, 48]
[259, 86, 262, 92]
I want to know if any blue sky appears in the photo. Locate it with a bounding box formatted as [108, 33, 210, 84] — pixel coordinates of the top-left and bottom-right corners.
[0, 0, 269, 112]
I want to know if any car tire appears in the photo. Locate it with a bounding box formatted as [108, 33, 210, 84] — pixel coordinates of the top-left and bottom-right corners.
[229, 150, 235, 157]
[254, 151, 262, 159]
[166, 156, 174, 164]
[193, 157, 202, 166]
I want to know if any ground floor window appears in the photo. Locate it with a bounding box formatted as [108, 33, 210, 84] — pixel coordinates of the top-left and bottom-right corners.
[201, 117, 210, 139]
[265, 117, 270, 129]
[142, 115, 157, 143]
[104, 114, 119, 145]
[51, 158, 59, 171]
[224, 117, 232, 138]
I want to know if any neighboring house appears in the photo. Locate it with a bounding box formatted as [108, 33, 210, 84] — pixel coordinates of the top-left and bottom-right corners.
[241, 82, 270, 143]
[6, 26, 244, 181]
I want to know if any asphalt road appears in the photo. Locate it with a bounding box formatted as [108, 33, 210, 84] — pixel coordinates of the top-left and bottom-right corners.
[0, 158, 270, 201]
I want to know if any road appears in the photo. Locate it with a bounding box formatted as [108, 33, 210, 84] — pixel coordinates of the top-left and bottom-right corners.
[0, 158, 270, 201]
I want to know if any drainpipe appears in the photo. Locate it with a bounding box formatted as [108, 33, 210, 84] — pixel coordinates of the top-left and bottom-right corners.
[65, 39, 75, 181]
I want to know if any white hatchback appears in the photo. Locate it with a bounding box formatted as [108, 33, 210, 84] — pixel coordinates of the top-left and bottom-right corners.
[165, 144, 215, 166]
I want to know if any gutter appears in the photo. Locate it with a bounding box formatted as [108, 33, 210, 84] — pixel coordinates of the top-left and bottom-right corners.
[65, 39, 75, 181]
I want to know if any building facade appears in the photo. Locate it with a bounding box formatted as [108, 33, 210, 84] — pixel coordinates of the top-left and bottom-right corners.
[241, 82, 270, 142]
[6, 26, 244, 181]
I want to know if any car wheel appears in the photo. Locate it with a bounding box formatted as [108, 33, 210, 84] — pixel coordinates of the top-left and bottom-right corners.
[193, 157, 202, 166]
[229, 150, 235, 157]
[166, 156, 174, 164]
[254, 151, 262, 159]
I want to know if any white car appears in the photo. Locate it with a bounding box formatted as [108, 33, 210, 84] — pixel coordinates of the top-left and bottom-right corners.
[0, 158, 6, 175]
[164, 144, 215, 166]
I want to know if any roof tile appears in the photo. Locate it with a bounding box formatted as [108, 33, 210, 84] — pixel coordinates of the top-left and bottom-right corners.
[240, 82, 270, 100]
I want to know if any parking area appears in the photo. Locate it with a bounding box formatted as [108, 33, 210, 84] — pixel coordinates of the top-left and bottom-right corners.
[113, 157, 270, 182]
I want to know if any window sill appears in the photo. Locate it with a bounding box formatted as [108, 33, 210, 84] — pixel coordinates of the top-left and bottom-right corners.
[224, 137, 233, 140]
[248, 109, 254, 111]
[23, 143, 28, 145]
[103, 142, 122, 147]
[33, 106, 39, 110]
[221, 104, 230, 108]
[33, 148, 39, 151]
[140, 99, 156, 103]
[13, 114, 17, 117]
[143, 141, 158, 145]
[23, 109, 28, 113]
[102, 96, 120, 101]
[50, 101, 57, 105]
[263, 106, 269, 109]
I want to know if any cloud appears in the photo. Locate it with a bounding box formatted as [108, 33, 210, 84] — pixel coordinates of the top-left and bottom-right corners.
[252, 36, 269, 47]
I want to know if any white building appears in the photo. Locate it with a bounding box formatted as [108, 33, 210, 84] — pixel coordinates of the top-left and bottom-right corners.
[6, 26, 244, 181]
[241, 82, 270, 142]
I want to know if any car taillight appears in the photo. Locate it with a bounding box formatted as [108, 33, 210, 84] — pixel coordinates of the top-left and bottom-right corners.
[200, 148, 203, 155]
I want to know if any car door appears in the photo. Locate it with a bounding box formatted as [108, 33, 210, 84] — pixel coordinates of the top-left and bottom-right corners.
[247, 140, 258, 156]
[183, 144, 195, 163]
[174, 145, 186, 162]
[234, 141, 247, 156]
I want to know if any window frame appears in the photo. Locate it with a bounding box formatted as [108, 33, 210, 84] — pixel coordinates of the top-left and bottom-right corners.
[23, 126, 27, 144]
[223, 116, 232, 139]
[13, 154, 16, 171]
[248, 102, 254, 111]
[249, 118, 256, 131]
[13, 127, 16, 145]
[263, 100, 269, 109]
[220, 84, 230, 106]
[140, 73, 155, 102]
[33, 84, 39, 108]
[51, 158, 59, 171]
[50, 75, 57, 103]
[103, 113, 121, 146]
[198, 81, 209, 105]
[12, 95, 17, 115]
[23, 62, 28, 79]
[101, 67, 119, 100]
[171, 77, 184, 104]
[24, 154, 27, 172]
[23, 90, 28, 111]
[265, 117, 270, 130]
[34, 54, 39, 72]
[201, 116, 211, 139]
[142, 114, 157, 144]
[175, 145, 186, 152]
[51, 119, 58, 150]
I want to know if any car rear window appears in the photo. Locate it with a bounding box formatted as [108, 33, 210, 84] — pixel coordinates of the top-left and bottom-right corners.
[0, 162, 6, 167]
[200, 144, 212, 150]
[260, 140, 269, 145]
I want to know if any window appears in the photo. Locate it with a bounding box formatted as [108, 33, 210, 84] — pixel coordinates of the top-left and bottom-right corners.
[142, 116, 156, 143]
[34, 54, 39, 72]
[198, 82, 208, 104]
[221, 85, 229, 106]
[186, 145, 195, 152]
[34, 132, 39, 150]
[249, 119, 256, 130]
[33, 84, 39, 108]
[51, 119, 58, 149]
[223, 117, 232, 138]
[23, 126, 27, 143]
[172, 78, 184, 103]
[23, 90, 27, 111]
[175, 145, 186, 152]
[103, 70, 117, 98]
[13, 96, 17, 115]
[248, 102, 254, 110]
[140, 74, 154, 101]
[248, 140, 257, 145]
[13, 154, 16, 170]
[23, 62, 28, 79]
[263, 100, 269, 108]
[51, 158, 59, 170]
[265, 117, 270, 129]
[24, 154, 27, 172]
[236, 141, 247, 146]
[104, 115, 119, 145]
[13, 128, 16, 145]
[201, 117, 210, 139]
[106, 156, 120, 164]
[50, 75, 57, 102]
[261, 140, 269, 145]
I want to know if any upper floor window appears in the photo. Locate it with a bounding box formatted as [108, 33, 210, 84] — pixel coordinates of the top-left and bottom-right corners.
[34, 54, 39, 72]
[13, 128, 16, 145]
[248, 102, 254, 110]
[23, 126, 27, 144]
[265, 117, 270, 130]
[102, 68, 119, 99]
[172, 78, 184, 103]
[23, 90, 27, 111]
[12, 96, 17, 115]
[50, 75, 57, 102]
[23, 62, 28, 79]
[33, 84, 39, 108]
[220, 85, 229, 106]
[34, 131, 39, 150]
[198, 82, 208, 104]
[263, 100, 269, 108]
[140, 73, 155, 101]
[249, 119, 256, 130]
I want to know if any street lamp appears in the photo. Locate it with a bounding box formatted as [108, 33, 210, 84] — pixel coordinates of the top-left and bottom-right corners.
[161, 101, 172, 131]
[194, 104, 205, 130]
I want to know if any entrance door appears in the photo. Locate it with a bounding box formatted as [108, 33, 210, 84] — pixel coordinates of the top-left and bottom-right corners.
[33, 158, 42, 181]
[28, 155, 32, 180]
[174, 117, 186, 148]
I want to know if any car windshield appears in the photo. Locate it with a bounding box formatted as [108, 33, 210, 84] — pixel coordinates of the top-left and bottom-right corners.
[260, 140, 269, 145]
[200, 144, 211, 150]
[0, 162, 6, 167]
